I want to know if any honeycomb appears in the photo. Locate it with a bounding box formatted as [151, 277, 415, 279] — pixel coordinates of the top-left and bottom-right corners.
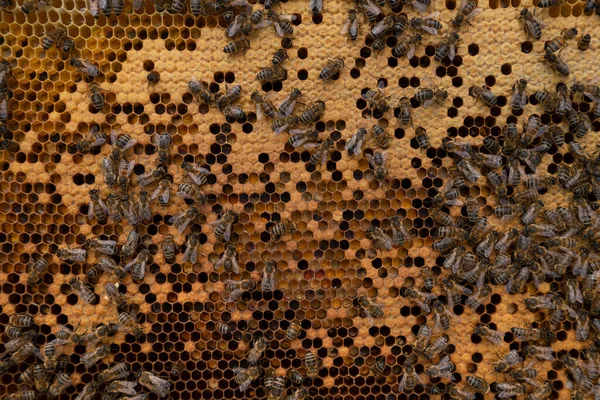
[0, 0, 600, 398]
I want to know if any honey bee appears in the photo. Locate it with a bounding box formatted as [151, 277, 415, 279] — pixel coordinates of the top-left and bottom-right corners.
[392, 34, 422, 59]
[74, 381, 98, 400]
[288, 128, 319, 149]
[0, 139, 19, 152]
[370, 14, 395, 38]
[70, 57, 100, 78]
[259, 261, 277, 292]
[357, 295, 384, 326]
[246, 337, 267, 365]
[182, 233, 200, 264]
[224, 37, 251, 54]
[215, 245, 239, 273]
[299, 100, 326, 124]
[256, 10, 293, 36]
[526, 381, 553, 400]
[161, 234, 176, 260]
[99, 0, 110, 15]
[390, 215, 413, 247]
[225, 13, 249, 38]
[27, 257, 49, 285]
[69, 277, 96, 304]
[124, 249, 149, 281]
[0, 0, 14, 12]
[525, 345, 555, 361]
[224, 278, 255, 302]
[340, 9, 360, 41]
[411, 12, 442, 36]
[211, 210, 236, 241]
[413, 324, 432, 354]
[473, 323, 503, 345]
[442, 245, 465, 272]
[465, 284, 492, 310]
[286, 321, 303, 340]
[81, 344, 110, 368]
[137, 163, 167, 188]
[233, 366, 262, 391]
[415, 85, 448, 107]
[105, 282, 126, 308]
[305, 351, 322, 378]
[435, 32, 460, 61]
[96, 256, 127, 280]
[48, 372, 73, 397]
[426, 355, 454, 380]
[446, 384, 475, 400]
[366, 224, 392, 252]
[98, 363, 131, 384]
[256, 66, 287, 83]
[433, 181, 462, 207]
[216, 321, 232, 335]
[169, 205, 199, 234]
[188, 78, 214, 105]
[269, 221, 297, 239]
[180, 161, 210, 187]
[442, 277, 472, 308]
[545, 35, 567, 58]
[107, 380, 138, 396]
[272, 115, 300, 134]
[414, 126, 430, 149]
[356, 0, 382, 23]
[118, 310, 144, 339]
[345, 128, 366, 156]
[251, 92, 278, 120]
[544, 53, 570, 76]
[168, 361, 184, 377]
[510, 78, 528, 111]
[21, 0, 48, 13]
[138, 370, 171, 398]
[399, 357, 424, 393]
[365, 151, 388, 184]
[86, 238, 118, 256]
[432, 299, 455, 330]
[469, 84, 497, 106]
[465, 376, 489, 394]
[4, 392, 36, 400]
[451, 0, 482, 29]
[152, 131, 171, 164]
[42, 26, 67, 50]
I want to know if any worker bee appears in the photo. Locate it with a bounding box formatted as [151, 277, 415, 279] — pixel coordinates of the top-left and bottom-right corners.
[392, 33, 422, 59]
[305, 351, 322, 378]
[544, 53, 570, 76]
[57, 246, 87, 262]
[134, 190, 151, 222]
[286, 321, 303, 340]
[269, 221, 296, 239]
[153, 131, 171, 164]
[413, 324, 432, 354]
[496, 383, 527, 398]
[251, 92, 278, 120]
[272, 115, 300, 134]
[118, 310, 144, 339]
[81, 344, 110, 368]
[69, 277, 96, 304]
[107, 380, 138, 396]
[160, 234, 176, 260]
[5, 330, 37, 353]
[411, 12, 442, 35]
[446, 384, 475, 400]
[124, 249, 149, 281]
[413, 126, 431, 149]
[182, 233, 200, 264]
[432, 299, 455, 330]
[225, 13, 249, 38]
[525, 345, 555, 361]
[344, 128, 366, 157]
[287, 128, 319, 149]
[457, 159, 481, 183]
[340, 9, 360, 41]
[137, 163, 167, 187]
[215, 244, 239, 273]
[211, 210, 237, 241]
[21, 0, 48, 13]
[256, 65, 287, 83]
[247, 337, 267, 365]
[390, 215, 413, 247]
[70, 57, 100, 78]
[318, 58, 345, 81]
[216, 321, 231, 335]
[469, 85, 497, 106]
[118, 194, 141, 226]
[399, 358, 424, 393]
[42, 26, 67, 50]
[357, 295, 384, 326]
[97, 363, 131, 384]
[299, 100, 326, 124]
[366, 224, 392, 252]
[86, 238, 118, 256]
[426, 355, 454, 380]
[96, 256, 127, 280]
[356, 0, 382, 23]
[73, 381, 99, 400]
[578, 33, 591, 50]
[48, 372, 73, 397]
[224, 279, 255, 302]
[474, 323, 503, 345]
[451, 0, 482, 29]
[465, 376, 489, 394]
[180, 161, 210, 187]
[86, 189, 109, 221]
[256, 10, 293, 36]
[105, 282, 126, 308]
[465, 284, 492, 310]
[261, 261, 277, 292]
[526, 381, 553, 400]
[415, 85, 448, 107]
[188, 78, 214, 105]
[442, 277, 472, 308]
[170, 361, 184, 377]
[138, 370, 171, 398]
[575, 309, 590, 341]
[27, 257, 49, 285]
[370, 14, 395, 38]
[223, 36, 250, 55]
[545, 35, 567, 58]
[169, 205, 199, 234]
[519, 8, 545, 40]
[435, 32, 460, 61]
[365, 151, 388, 184]
[511, 78, 528, 111]
[233, 366, 262, 392]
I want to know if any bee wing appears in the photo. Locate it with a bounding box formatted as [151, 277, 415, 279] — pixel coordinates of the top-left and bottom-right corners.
[177, 219, 191, 234]
[214, 253, 226, 270]
[422, 99, 434, 107]
[225, 288, 243, 302]
[424, 11, 440, 18]
[398, 373, 407, 392]
[345, 135, 358, 150]
[448, 44, 456, 60]
[183, 246, 198, 264]
[412, 0, 428, 12]
[466, 8, 482, 19]
[231, 257, 239, 274]
[340, 20, 351, 35]
[110, 129, 118, 144]
[90, 135, 107, 147]
[278, 94, 295, 116]
[226, 17, 243, 37]
[273, 122, 291, 135]
[422, 25, 439, 35]
[301, 140, 320, 149]
[274, 23, 286, 37]
[120, 138, 137, 151]
[88, 201, 96, 220]
[254, 19, 272, 29]
[159, 191, 170, 206]
[238, 378, 252, 392]
[152, 185, 165, 200]
[362, 0, 382, 15]
[416, 300, 430, 313]
[254, 102, 264, 120]
[224, 223, 232, 241]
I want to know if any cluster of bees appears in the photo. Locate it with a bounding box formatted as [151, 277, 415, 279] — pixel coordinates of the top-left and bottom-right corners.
[0, 0, 600, 398]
